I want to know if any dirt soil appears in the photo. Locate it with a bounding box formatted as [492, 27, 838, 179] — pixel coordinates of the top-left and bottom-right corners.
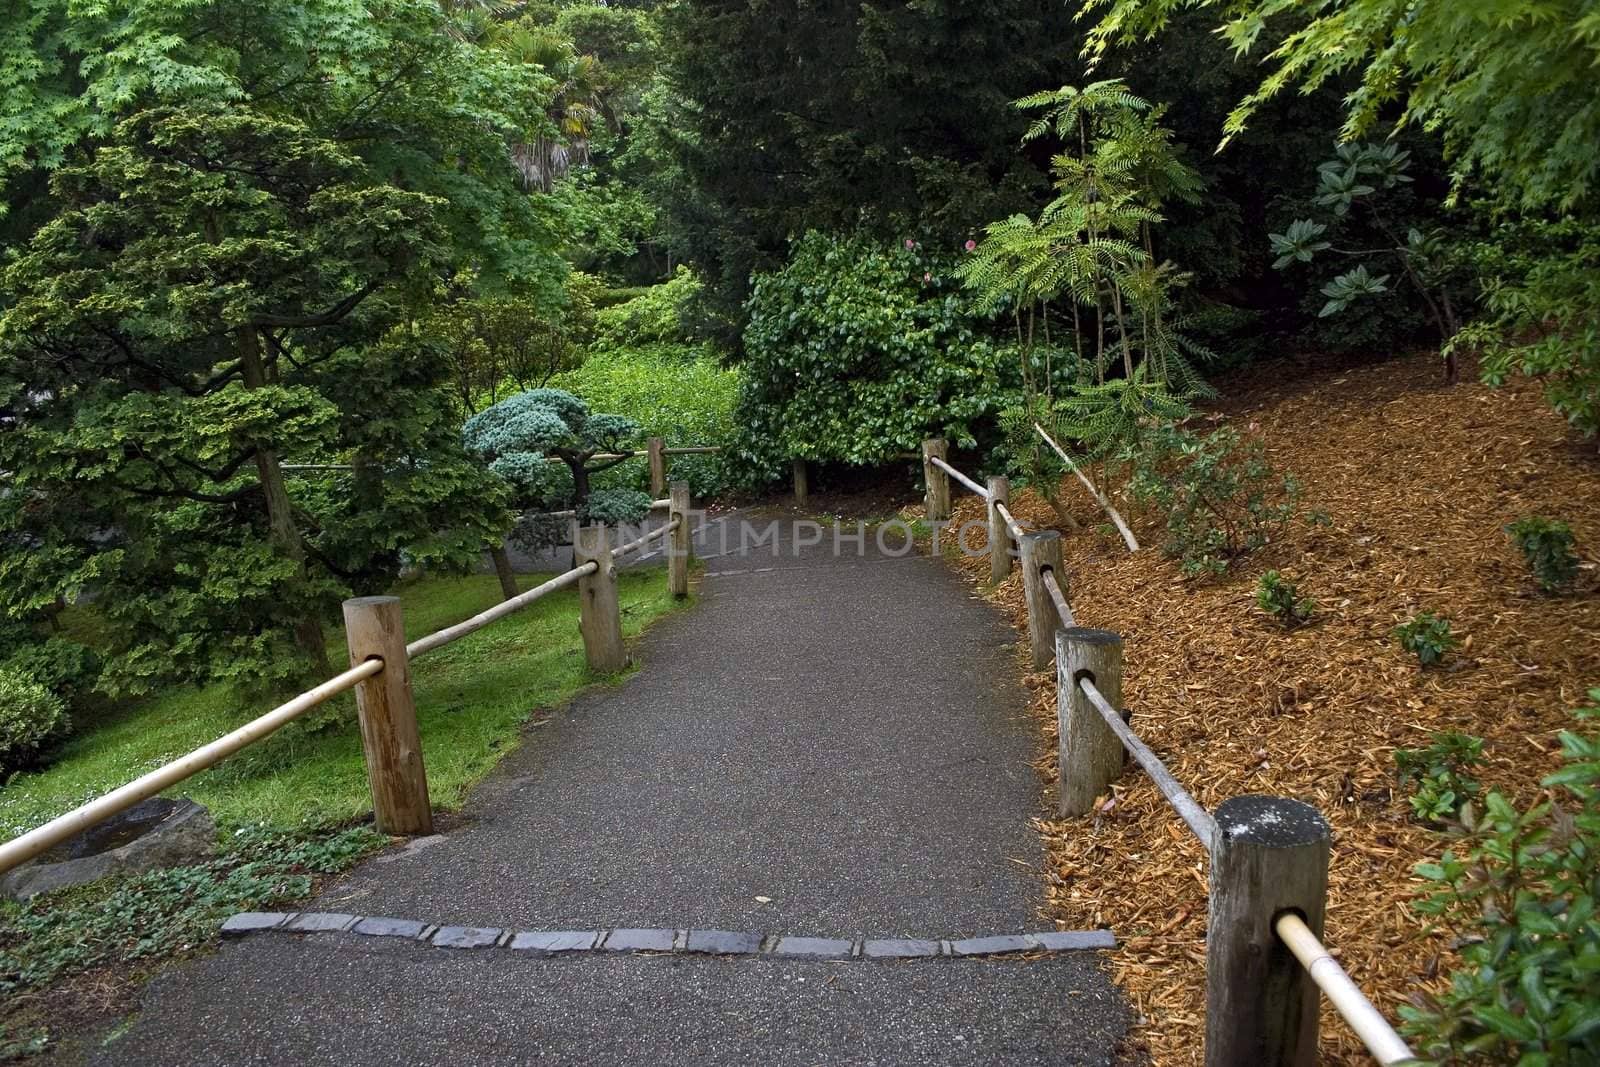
[945, 352, 1600, 1065]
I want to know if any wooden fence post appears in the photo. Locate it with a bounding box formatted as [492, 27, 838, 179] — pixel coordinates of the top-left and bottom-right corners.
[1056, 627, 1125, 816]
[921, 438, 950, 522]
[791, 458, 809, 505]
[573, 524, 627, 672]
[986, 474, 1012, 584]
[647, 437, 667, 499]
[1206, 796, 1331, 1067]
[342, 596, 432, 835]
[668, 480, 692, 599]
[1018, 530, 1063, 669]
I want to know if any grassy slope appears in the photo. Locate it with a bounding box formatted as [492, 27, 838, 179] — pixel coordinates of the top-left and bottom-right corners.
[0, 570, 681, 836]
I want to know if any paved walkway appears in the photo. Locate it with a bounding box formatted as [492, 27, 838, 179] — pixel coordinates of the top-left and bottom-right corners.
[95, 514, 1126, 1065]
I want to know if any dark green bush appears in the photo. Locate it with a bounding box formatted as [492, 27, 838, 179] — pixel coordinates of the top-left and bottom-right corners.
[1506, 516, 1580, 593]
[1400, 691, 1600, 1064]
[0, 666, 70, 777]
[1, 638, 100, 704]
[1126, 424, 1300, 576]
[1395, 611, 1459, 667]
[735, 231, 1019, 484]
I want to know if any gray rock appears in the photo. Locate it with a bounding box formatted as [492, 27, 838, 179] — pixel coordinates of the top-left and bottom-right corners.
[771, 937, 853, 960]
[286, 913, 359, 934]
[1, 797, 215, 902]
[432, 926, 503, 949]
[508, 931, 599, 955]
[948, 934, 1034, 957]
[861, 938, 942, 959]
[220, 912, 292, 938]
[600, 928, 677, 953]
[351, 917, 430, 940]
[1030, 930, 1115, 952]
[683, 930, 762, 956]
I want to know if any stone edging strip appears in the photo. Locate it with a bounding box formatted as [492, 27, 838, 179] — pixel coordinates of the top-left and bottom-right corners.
[221, 912, 1114, 960]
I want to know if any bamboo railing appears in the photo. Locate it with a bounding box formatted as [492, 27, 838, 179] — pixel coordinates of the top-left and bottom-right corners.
[920, 439, 1413, 1067]
[0, 484, 699, 879]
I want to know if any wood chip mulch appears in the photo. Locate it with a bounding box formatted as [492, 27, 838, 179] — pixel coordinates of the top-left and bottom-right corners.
[943, 352, 1600, 1065]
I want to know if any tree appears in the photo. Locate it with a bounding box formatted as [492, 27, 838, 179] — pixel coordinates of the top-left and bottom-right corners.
[656, 0, 1085, 342]
[0, 0, 554, 692]
[461, 388, 651, 598]
[961, 82, 1210, 530]
[1078, 0, 1600, 213]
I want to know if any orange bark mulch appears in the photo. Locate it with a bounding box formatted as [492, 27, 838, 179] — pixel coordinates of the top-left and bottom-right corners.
[945, 353, 1600, 1065]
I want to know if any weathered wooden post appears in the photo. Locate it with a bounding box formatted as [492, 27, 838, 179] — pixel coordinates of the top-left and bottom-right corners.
[573, 524, 627, 672]
[1056, 627, 1125, 816]
[1018, 530, 1063, 669]
[986, 474, 1012, 584]
[792, 458, 809, 505]
[342, 596, 432, 835]
[647, 437, 667, 499]
[1206, 796, 1331, 1067]
[921, 438, 950, 522]
[668, 480, 692, 598]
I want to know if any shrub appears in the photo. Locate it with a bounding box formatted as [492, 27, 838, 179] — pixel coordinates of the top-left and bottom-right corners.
[1126, 423, 1300, 576]
[0, 666, 70, 777]
[1400, 692, 1600, 1064]
[1395, 732, 1484, 823]
[1395, 611, 1460, 667]
[2, 638, 101, 704]
[583, 488, 653, 527]
[552, 345, 740, 498]
[1256, 570, 1315, 627]
[736, 231, 1020, 482]
[1506, 516, 1580, 593]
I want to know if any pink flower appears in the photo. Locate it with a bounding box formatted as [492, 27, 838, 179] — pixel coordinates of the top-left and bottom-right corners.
[904, 238, 916, 250]
[964, 239, 977, 252]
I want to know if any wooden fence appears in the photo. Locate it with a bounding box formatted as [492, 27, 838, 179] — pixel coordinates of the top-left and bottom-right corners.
[0, 483, 699, 875]
[922, 439, 1415, 1067]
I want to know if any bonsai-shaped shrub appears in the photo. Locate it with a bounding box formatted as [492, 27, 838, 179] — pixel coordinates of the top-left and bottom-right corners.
[0, 665, 70, 777]
[462, 388, 651, 531]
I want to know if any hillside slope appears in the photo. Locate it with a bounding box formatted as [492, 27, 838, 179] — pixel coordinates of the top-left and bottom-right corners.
[950, 353, 1600, 1064]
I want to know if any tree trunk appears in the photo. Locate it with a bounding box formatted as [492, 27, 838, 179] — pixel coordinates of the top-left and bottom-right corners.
[489, 544, 519, 601]
[237, 325, 330, 673]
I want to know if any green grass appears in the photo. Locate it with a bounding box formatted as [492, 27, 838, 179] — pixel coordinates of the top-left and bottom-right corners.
[0, 570, 684, 837]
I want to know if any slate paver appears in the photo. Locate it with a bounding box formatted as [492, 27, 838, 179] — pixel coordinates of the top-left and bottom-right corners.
[683, 930, 762, 956]
[600, 928, 677, 953]
[351, 917, 429, 939]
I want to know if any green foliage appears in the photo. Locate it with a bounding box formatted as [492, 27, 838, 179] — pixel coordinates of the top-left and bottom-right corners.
[1267, 143, 1461, 353]
[0, 666, 70, 778]
[0, 637, 100, 708]
[1507, 517, 1581, 594]
[658, 0, 1085, 337]
[593, 268, 703, 350]
[1458, 218, 1600, 437]
[0, 0, 552, 691]
[0, 825, 384, 997]
[429, 273, 598, 418]
[1395, 732, 1484, 824]
[1395, 611, 1460, 668]
[462, 388, 645, 525]
[736, 231, 1020, 481]
[582, 488, 652, 527]
[1126, 423, 1300, 576]
[553, 343, 739, 498]
[1400, 693, 1600, 1064]
[1080, 0, 1600, 213]
[1255, 570, 1314, 627]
